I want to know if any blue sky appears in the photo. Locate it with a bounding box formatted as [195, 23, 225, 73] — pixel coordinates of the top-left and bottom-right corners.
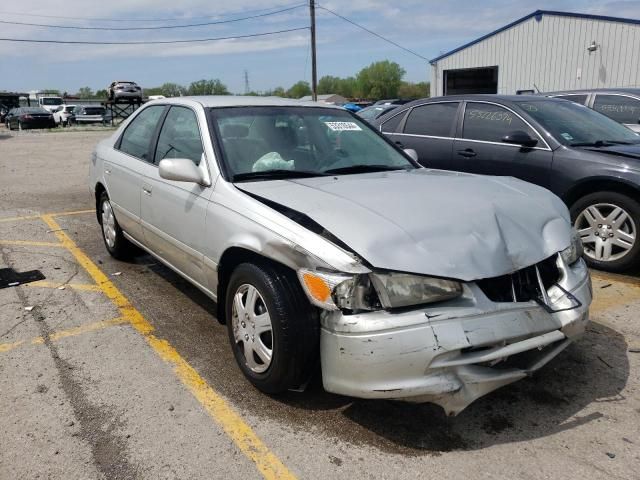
[1, 0, 639, 94]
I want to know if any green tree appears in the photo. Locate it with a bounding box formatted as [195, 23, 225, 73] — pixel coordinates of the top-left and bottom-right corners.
[187, 79, 229, 96]
[398, 81, 430, 99]
[159, 82, 186, 97]
[268, 86, 287, 97]
[286, 81, 311, 99]
[95, 89, 108, 99]
[317, 76, 342, 95]
[356, 60, 406, 99]
[77, 87, 94, 98]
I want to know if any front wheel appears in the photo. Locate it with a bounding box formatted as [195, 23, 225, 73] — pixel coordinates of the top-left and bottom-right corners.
[571, 191, 640, 272]
[225, 262, 319, 394]
[98, 192, 135, 260]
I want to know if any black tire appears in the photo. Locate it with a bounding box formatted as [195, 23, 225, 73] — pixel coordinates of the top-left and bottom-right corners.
[98, 191, 135, 260]
[225, 262, 319, 394]
[570, 191, 640, 272]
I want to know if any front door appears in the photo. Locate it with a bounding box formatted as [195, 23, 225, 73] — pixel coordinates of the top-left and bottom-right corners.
[104, 105, 166, 241]
[453, 101, 553, 188]
[140, 105, 211, 287]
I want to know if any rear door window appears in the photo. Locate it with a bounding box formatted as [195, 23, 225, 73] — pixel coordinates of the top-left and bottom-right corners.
[403, 102, 459, 137]
[118, 105, 165, 161]
[462, 102, 538, 143]
[155, 106, 204, 165]
[593, 94, 640, 124]
[553, 94, 588, 105]
[380, 110, 407, 133]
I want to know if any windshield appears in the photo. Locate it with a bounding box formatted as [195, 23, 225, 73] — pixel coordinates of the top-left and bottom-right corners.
[41, 98, 63, 106]
[83, 107, 105, 115]
[22, 107, 49, 114]
[209, 106, 416, 181]
[357, 106, 394, 121]
[516, 99, 640, 146]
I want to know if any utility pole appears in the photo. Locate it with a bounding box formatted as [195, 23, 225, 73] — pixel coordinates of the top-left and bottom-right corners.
[244, 69, 250, 95]
[309, 0, 318, 101]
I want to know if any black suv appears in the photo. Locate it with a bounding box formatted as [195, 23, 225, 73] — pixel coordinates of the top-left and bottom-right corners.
[373, 95, 640, 272]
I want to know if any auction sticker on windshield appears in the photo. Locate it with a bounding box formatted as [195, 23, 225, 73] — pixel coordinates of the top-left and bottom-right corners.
[325, 121, 362, 131]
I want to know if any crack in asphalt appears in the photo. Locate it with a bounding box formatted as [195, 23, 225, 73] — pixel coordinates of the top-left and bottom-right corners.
[1, 247, 140, 479]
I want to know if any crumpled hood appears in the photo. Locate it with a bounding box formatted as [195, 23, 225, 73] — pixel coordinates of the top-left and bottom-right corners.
[239, 169, 572, 281]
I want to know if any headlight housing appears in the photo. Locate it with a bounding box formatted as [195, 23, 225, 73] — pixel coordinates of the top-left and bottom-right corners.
[369, 272, 462, 309]
[298, 269, 462, 312]
[560, 228, 583, 265]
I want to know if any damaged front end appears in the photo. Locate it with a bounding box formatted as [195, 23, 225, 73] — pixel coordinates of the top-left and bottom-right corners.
[316, 248, 591, 416]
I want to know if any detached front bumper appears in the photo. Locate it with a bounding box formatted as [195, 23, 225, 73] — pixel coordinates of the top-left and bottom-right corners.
[320, 257, 591, 416]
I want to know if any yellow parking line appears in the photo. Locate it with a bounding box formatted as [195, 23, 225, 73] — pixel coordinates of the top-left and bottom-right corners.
[40, 214, 296, 480]
[48, 209, 94, 218]
[0, 209, 92, 224]
[0, 214, 42, 223]
[0, 240, 64, 248]
[0, 316, 128, 354]
[25, 280, 102, 292]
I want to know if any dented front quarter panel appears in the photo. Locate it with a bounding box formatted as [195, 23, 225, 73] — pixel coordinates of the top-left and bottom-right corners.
[320, 257, 591, 416]
[203, 180, 370, 296]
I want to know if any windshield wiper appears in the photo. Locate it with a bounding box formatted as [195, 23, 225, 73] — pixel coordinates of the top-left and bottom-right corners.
[232, 169, 329, 182]
[323, 164, 409, 175]
[570, 140, 636, 147]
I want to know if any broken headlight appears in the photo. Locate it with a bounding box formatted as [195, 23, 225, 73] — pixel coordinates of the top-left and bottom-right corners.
[298, 269, 462, 312]
[560, 228, 584, 265]
[369, 272, 462, 309]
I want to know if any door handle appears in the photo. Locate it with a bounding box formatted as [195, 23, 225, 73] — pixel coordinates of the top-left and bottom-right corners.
[142, 185, 152, 196]
[457, 148, 477, 158]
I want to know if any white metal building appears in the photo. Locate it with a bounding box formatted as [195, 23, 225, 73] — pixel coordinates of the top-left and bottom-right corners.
[430, 10, 640, 96]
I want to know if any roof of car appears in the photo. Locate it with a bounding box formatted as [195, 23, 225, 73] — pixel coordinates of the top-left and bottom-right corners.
[545, 88, 640, 96]
[372, 95, 565, 124]
[154, 95, 345, 109]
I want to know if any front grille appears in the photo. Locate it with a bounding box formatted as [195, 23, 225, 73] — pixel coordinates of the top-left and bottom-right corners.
[477, 255, 560, 303]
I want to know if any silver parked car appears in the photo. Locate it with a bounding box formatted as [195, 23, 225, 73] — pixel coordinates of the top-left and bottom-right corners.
[108, 80, 143, 102]
[89, 96, 592, 415]
[546, 88, 640, 133]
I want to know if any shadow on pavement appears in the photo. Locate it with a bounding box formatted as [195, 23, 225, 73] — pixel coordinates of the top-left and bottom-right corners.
[123, 252, 630, 455]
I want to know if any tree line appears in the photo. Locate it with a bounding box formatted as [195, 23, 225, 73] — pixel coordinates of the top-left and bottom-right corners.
[66, 60, 429, 101]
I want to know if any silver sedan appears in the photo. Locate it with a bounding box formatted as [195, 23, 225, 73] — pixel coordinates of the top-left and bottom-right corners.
[88, 96, 592, 415]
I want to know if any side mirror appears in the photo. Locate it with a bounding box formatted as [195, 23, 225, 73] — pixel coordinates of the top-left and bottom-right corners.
[502, 130, 538, 148]
[404, 148, 419, 162]
[159, 158, 204, 184]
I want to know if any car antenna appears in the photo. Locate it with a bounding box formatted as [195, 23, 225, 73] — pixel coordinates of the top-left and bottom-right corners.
[533, 83, 541, 93]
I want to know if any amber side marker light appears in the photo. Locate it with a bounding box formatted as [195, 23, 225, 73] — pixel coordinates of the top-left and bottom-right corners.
[301, 272, 332, 303]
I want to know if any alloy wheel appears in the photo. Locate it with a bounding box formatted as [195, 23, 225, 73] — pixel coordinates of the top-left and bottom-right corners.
[231, 284, 273, 374]
[101, 199, 117, 248]
[575, 202, 636, 262]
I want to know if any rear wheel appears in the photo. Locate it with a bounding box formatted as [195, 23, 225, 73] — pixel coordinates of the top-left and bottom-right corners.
[571, 191, 640, 272]
[225, 262, 319, 394]
[98, 191, 135, 260]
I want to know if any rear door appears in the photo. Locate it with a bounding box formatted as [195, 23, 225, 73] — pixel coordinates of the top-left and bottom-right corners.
[140, 104, 211, 287]
[386, 102, 459, 169]
[105, 105, 166, 241]
[453, 101, 553, 188]
[592, 94, 640, 133]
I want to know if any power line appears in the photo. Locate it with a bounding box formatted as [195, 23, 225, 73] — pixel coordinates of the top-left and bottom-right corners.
[0, 27, 309, 45]
[317, 5, 429, 61]
[0, 4, 307, 31]
[0, 3, 304, 23]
